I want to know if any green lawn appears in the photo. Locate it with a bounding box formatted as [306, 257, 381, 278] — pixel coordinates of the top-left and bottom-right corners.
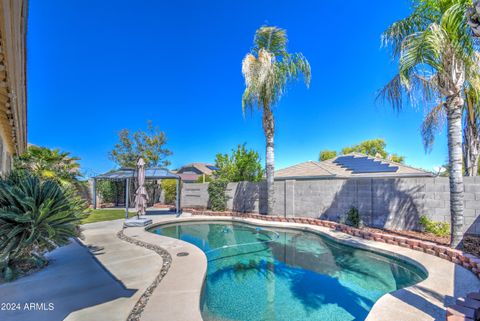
[81, 209, 136, 224]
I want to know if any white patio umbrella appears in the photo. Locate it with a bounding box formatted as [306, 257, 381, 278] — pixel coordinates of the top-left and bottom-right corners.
[134, 158, 149, 218]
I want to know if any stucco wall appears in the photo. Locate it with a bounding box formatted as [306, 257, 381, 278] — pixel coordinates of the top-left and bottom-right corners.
[181, 177, 480, 235]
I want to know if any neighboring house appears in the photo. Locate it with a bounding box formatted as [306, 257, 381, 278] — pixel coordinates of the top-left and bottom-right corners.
[175, 162, 218, 183]
[0, 0, 27, 176]
[275, 153, 433, 180]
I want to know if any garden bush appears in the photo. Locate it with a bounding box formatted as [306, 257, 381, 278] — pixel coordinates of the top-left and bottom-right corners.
[208, 179, 229, 211]
[340, 206, 363, 228]
[97, 179, 120, 203]
[0, 173, 88, 281]
[418, 216, 450, 237]
[161, 179, 177, 205]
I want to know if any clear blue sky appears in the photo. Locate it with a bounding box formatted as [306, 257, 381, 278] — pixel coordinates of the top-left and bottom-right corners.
[27, 0, 448, 177]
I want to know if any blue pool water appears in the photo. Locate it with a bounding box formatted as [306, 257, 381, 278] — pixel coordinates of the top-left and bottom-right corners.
[151, 221, 427, 321]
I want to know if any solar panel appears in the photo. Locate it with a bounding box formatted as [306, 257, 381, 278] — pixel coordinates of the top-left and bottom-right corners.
[333, 156, 398, 174]
[207, 165, 219, 171]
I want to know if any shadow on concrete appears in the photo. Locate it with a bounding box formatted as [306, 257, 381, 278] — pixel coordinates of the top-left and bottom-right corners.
[389, 287, 447, 321]
[144, 209, 178, 216]
[0, 239, 137, 321]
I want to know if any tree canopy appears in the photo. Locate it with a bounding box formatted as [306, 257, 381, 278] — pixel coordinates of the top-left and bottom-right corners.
[319, 139, 405, 163]
[14, 145, 82, 186]
[109, 121, 172, 168]
[214, 144, 264, 182]
[319, 150, 337, 161]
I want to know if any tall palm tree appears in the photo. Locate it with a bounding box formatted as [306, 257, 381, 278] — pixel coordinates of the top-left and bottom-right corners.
[379, 0, 480, 248]
[242, 26, 311, 215]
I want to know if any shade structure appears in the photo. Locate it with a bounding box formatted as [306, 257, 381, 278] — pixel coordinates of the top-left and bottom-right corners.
[92, 166, 181, 215]
[134, 158, 148, 216]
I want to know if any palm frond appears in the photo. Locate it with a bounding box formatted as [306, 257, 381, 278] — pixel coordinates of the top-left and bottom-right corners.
[421, 102, 446, 152]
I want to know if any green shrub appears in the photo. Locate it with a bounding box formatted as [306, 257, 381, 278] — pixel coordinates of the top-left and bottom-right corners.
[196, 175, 213, 183]
[97, 179, 120, 203]
[0, 173, 88, 281]
[340, 206, 363, 228]
[208, 179, 229, 211]
[418, 216, 450, 237]
[161, 179, 177, 205]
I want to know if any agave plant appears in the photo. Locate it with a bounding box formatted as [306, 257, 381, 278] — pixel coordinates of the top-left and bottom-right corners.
[0, 173, 87, 280]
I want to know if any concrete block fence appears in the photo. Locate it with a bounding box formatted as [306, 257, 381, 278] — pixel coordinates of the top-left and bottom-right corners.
[181, 177, 480, 236]
[183, 209, 480, 279]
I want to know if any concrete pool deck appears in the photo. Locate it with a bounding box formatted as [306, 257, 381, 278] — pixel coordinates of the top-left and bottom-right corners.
[0, 213, 478, 321]
[126, 215, 480, 321]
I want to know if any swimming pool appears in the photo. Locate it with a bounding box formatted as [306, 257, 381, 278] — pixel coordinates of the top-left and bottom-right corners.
[150, 221, 427, 321]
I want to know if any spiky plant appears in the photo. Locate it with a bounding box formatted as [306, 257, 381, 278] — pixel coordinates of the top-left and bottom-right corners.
[379, 0, 480, 248]
[0, 173, 87, 281]
[242, 26, 311, 214]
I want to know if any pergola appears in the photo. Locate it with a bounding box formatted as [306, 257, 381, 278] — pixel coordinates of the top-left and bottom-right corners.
[92, 167, 181, 217]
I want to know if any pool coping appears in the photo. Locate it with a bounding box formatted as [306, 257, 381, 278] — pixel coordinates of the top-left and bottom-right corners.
[122, 214, 480, 321]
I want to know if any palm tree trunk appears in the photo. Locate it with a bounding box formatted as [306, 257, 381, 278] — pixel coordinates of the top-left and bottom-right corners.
[464, 122, 480, 176]
[263, 111, 275, 215]
[463, 95, 480, 176]
[446, 95, 465, 248]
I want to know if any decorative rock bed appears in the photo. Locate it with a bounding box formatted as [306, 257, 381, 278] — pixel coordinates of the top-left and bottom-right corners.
[184, 208, 480, 279]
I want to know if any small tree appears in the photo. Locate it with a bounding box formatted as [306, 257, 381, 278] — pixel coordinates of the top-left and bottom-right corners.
[208, 179, 229, 211]
[109, 120, 172, 168]
[215, 144, 264, 182]
[319, 139, 406, 163]
[342, 139, 389, 158]
[109, 121, 173, 205]
[319, 150, 337, 161]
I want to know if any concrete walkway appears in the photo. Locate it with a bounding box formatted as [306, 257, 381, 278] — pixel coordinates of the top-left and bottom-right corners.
[0, 217, 169, 321]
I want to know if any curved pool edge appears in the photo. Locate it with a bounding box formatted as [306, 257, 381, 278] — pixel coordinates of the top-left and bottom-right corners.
[122, 220, 207, 321]
[128, 215, 479, 321]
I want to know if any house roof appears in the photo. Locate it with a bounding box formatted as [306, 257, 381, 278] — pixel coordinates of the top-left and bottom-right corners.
[177, 173, 201, 182]
[179, 163, 217, 175]
[275, 153, 433, 180]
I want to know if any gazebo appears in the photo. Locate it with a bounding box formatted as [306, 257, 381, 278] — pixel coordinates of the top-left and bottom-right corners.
[92, 167, 181, 217]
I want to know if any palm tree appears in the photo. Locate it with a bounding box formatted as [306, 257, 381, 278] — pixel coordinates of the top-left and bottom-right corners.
[242, 26, 311, 215]
[421, 89, 480, 176]
[14, 145, 82, 187]
[379, 0, 480, 248]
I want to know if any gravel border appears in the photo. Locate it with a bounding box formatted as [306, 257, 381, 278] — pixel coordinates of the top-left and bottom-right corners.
[116, 229, 172, 321]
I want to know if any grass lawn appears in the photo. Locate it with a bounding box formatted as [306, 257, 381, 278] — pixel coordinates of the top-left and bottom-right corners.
[81, 209, 136, 224]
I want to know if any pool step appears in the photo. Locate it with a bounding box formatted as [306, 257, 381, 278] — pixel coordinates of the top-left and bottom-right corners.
[446, 292, 480, 321]
[446, 305, 476, 320]
[446, 316, 473, 321]
[457, 298, 480, 311]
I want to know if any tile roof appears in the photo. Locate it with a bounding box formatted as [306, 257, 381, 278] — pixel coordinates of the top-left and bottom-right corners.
[177, 173, 201, 182]
[275, 153, 433, 180]
[179, 163, 216, 175]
